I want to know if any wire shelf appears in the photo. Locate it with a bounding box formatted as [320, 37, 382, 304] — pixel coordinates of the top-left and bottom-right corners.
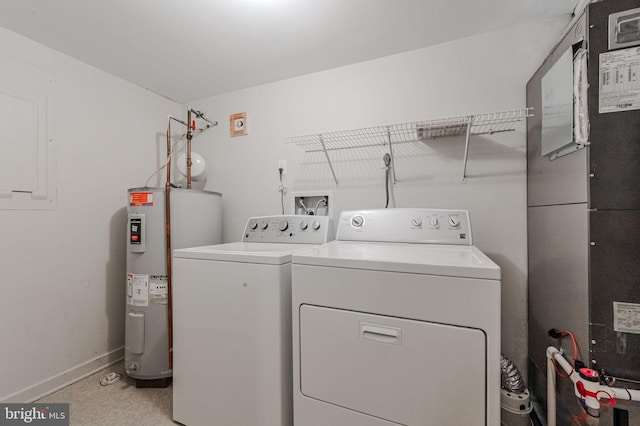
[286, 108, 533, 184]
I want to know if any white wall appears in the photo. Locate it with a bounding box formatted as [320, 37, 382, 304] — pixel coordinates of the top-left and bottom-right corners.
[0, 15, 569, 401]
[0, 27, 180, 401]
[188, 18, 569, 375]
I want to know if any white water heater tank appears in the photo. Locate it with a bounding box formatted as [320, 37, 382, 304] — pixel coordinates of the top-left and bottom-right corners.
[125, 187, 222, 385]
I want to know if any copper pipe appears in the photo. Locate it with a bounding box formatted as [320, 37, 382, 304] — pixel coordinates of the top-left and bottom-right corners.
[165, 121, 174, 369]
[166, 121, 172, 185]
[186, 109, 193, 189]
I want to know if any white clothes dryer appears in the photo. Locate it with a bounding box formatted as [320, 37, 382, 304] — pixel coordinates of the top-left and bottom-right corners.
[291, 208, 501, 426]
[172, 215, 333, 426]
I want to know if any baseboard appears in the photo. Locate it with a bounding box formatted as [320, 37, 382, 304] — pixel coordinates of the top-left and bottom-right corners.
[0, 347, 124, 403]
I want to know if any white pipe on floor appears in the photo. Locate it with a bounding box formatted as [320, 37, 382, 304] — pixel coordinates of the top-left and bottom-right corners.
[546, 348, 558, 426]
[607, 386, 640, 401]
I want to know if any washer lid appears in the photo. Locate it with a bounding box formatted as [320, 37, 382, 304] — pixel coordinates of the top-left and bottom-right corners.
[292, 240, 500, 280]
[173, 242, 315, 265]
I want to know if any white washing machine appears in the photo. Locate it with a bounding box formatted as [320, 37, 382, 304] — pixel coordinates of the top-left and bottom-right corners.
[291, 208, 501, 426]
[172, 215, 333, 426]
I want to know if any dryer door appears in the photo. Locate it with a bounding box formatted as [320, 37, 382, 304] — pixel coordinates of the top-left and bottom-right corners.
[299, 304, 486, 425]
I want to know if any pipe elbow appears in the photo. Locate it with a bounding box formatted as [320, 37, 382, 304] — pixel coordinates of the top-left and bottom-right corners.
[546, 346, 558, 359]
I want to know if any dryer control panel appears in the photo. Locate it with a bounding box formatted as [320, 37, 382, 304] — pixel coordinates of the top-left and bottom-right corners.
[336, 208, 472, 245]
[242, 215, 334, 244]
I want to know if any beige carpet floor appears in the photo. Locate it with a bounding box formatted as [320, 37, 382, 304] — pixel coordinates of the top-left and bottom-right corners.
[36, 361, 175, 426]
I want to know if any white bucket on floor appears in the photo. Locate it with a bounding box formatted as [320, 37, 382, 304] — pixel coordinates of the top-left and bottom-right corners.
[501, 388, 533, 426]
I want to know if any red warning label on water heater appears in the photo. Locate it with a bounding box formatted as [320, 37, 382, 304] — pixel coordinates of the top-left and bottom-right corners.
[130, 192, 154, 206]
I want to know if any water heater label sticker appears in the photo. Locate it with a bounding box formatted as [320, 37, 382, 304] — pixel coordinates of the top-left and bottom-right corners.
[130, 192, 154, 207]
[149, 275, 168, 305]
[127, 273, 149, 307]
[613, 301, 640, 334]
[599, 47, 640, 113]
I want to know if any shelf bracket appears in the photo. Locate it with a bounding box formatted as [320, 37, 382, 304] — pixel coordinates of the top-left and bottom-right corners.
[386, 127, 397, 185]
[461, 116, 473, 181]
[319, 135, 338, 186]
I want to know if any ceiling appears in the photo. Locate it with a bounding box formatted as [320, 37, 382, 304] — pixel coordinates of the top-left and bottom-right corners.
[0, 0, 580, 103]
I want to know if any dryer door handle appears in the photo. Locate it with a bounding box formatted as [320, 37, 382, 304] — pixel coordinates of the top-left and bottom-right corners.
[360, 323, 402, 345]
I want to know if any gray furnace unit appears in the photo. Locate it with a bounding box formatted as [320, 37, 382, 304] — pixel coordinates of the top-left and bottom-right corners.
[125, 187, 222, 386]
[527, 1, 640, 425]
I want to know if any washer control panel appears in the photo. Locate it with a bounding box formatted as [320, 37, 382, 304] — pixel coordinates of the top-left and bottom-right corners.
[242, 215, 334, 244]
[338, 208, 472, 245]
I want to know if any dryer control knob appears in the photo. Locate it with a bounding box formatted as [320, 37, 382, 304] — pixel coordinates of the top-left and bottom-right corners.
[448, 216, 460, 228]
[300, 221, 308, 230]
[430, 216, 439, 227]
[351, 215, 365, 228]
[249, 220, 258, 230]
[279, 220, 289, 231]
[312, 221, 321, 230]
[411, 217, 422, 227]
[260, 221, 269, 230]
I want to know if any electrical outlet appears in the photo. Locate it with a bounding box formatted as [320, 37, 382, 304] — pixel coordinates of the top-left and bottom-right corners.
[278, 160, 286, 175]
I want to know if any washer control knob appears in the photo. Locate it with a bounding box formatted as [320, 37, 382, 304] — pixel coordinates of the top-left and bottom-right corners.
[260, 221, 269, 230]
[312, 221, 321, 230]
[430, 216, 439, 227]
[279, 220, 289, 231]
[411, 217, 422, 227]
[300, 221, 308, 230]
[448, 216, 461, 228]
[249, 220, 258, 230]
[351, 215, 365, 228]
